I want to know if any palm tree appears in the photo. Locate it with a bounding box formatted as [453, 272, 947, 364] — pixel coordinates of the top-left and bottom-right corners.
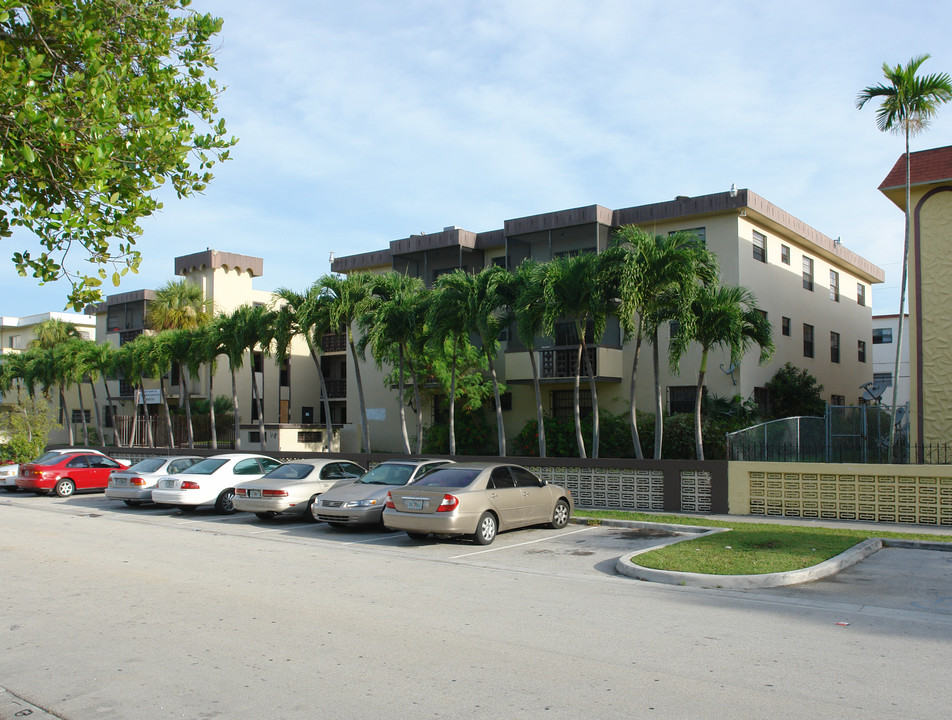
[361, 272, 428, 454]
[857, 54, 952, 461]
[146, 279, 213, 448]
[512, 260, 548, 457]
[190, 324, 223, 450]
[320, 273, 374, 453]
[542, 253, 609, 459]
[116, 334, 157, 447]
[150, 332, 178, 447]
[218, 305, 271, 450]
[273, 285, 336, 451]
[79, 342, 118, 447]
[215, 310, 247, 450]
[677, 284, 774, 460]
[427, 270, 478, 456]
[30, 318, 82, 349]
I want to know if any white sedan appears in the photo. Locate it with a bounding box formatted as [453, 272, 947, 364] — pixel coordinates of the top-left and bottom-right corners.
[151, 453, 281, 514]
[233, 459, 366, 520]
[106, 455, 204, 506]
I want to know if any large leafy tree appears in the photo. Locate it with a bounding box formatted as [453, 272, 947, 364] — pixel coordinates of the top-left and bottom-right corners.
[857, 54, 952, 461]
[678, 284, 774, 460]
[0, 0, 235, 309]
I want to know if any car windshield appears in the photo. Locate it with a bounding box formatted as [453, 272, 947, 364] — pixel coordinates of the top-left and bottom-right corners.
[413, 468, 481, 488]
[263, 463, 314, 481]
[358, 464, 414, 486]
[181, 458, 228, 475]
[33, 452, 63, 465]
[128, 458, 166, 473]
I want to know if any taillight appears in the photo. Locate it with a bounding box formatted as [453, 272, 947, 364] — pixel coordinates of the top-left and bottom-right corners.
[130, 477, 146, 486]
[234, 488, 247, 496]
[262, 489, 288, 497]
[385, 491, 394, 509]
[180, 481, 200, 490]
[437, 494, 459, 512]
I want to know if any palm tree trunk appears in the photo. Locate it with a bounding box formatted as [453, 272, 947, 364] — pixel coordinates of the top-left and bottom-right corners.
[160, 377, 175, 448]
[628, 323, 644, 460]
[231, 368, 241, 450]
[348, 329, 370, 453]
[487, 355, 506, 456]
[88, 378, 104, 447]
[581, 338, 599, 459]
[179, 362, 195, 449]
[208, 364, 217, 450]
[573, 342, 586, 459]
[694, 349, 709, 461]
[306, 342, 334, 452]
[397, 345, 411, 454]
[60, 386, 75, 445]
[76, 382, 90, 445]
[449, 338, 458, 456]
[528, 346, 546, 458]
[139, 378, 154, 448]
[888, 129, 912, 463]
[652, 332, 664, 459]
[103, 377, 120, 447]
[251, 368, 265, 450]
[406, 355, 424, 454]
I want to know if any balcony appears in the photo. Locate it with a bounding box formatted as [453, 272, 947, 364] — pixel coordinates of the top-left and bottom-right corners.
[325, 378, 347, 399]
[322, 333, 347, 353]
[541, 346, 597, 379]
[504, 345, 623, 383]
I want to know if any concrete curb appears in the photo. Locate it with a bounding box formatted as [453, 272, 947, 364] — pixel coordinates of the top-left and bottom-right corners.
[616, 536, 884, 589]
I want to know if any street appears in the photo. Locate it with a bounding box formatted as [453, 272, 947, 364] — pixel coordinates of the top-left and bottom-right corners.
[2, 493, 951, 719]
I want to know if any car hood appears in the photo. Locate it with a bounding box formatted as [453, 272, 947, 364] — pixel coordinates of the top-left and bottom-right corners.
[320, 482, 392, 503]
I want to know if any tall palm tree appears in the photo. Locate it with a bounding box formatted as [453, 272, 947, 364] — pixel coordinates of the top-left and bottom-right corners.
[150, 332, 178, 447]
[361, 272, 428, 454]
[857, 54, 952, 461]
[273, 285, 336, 451]
[146, 279, 213, 448]
[512, 260, 548, 458]
[30, 318, 82, 349]
[677, 284, 774, 460]
[215, 310, 248, 450]
[320, 273, 374, 453]
[542, 253, 609, 459]
[190, 324, 223, 450]
[219, 305, 271, 450]
[79, 342, 118, 447]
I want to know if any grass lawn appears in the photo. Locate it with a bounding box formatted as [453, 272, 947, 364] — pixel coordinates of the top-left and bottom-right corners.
[576, 510, 952, 575]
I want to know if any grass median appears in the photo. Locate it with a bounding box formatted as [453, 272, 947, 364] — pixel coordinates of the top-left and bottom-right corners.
[577, 510, 952, 575]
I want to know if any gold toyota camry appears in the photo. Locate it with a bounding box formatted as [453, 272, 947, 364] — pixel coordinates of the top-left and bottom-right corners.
[383, 462, 572, 545]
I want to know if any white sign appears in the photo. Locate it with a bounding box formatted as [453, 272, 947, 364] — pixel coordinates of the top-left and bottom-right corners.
[137, 388, 163, 405]
[367, 408, 386, 421]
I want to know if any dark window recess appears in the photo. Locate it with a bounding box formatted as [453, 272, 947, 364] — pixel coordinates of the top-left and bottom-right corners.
[500, 392, 512, 411]
[280, 360, 290, 387]
[781, 244, 791, 265]
[71, 409, 91, 423]
[874, 372, 893, 388]
[802, 257, 814, 291]
[253, 352, 264, 373]
[872, 328, 892, 344]
[667, 385, 699, 414]
[551, 389, 592, 420]
[671, 227, 706, 246]
[830, 331, 840, 364]
[754, 387, 770, 416]
[857, 283, 866, 307]
[782, 317, 791, 337]
[803, 323, 814, 358]
[302, 406, 314, 424]
[830, 394, 846, 406]
[251, 402, 259, 422]
[248, 431, 260, 444]
[752, 231, 767, 263]
[298, 431, 323, 443]
[858, 340, 866, 363]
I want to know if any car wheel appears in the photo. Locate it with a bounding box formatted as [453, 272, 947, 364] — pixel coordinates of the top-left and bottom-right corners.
[255, 512, 276, 520]
[54, 479, 76, 498]
[305, 496, 321, 523]
[406, 532, 429, 541]
[3, 486, 19, 493]
[550, 499, 570, 529]
[123, 500, 141, 507]
[215, 489, 236, 514]
[472, 512, 497, 545]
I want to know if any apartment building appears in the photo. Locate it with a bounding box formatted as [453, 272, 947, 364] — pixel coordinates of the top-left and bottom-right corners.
[333, 188, 884, 453]
[870, 314, 910, 411]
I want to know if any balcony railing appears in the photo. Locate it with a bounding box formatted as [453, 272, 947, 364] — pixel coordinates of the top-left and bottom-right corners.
[322, 333, 347, 353]
[325, 378, 347, 398]
[540, 346, 597, 379]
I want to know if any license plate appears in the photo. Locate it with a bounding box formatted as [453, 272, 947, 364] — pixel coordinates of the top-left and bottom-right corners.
[162, 479, 175, 488]
[406, 499, 424, 510]
[249, 489, 261, 498]
[114, 479, 126, 486]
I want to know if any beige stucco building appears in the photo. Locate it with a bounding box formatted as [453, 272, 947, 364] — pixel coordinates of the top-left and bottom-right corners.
[333, 188, 885, 453]
[879, 146, 952, 454]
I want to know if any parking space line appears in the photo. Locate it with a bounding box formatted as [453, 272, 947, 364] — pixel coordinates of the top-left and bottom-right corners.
[450, 526, 593, 559]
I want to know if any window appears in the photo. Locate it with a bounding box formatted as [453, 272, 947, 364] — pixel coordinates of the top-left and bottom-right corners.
[752, 230, 767, 263]
[668, 385, 698, 414]
[302, 406, 314, 424]
[802, 257, 814, 291]
[71, 409, 91, 424]
[858, 340, 866, 363]
[781, 317, 791, 337]
[756, 309, 768, 322]
[671, 227, 706, 246]
[830, 331, 840, 363]
[830, 270, 839, 302]
[551, 389, 592, 420]
[873, 372, 893, 388]
[754, 387, 769, 416]
[554, 247, 596, 259]
[781, 244, 791, 265]
[872, 328, 893, 344]
[830, 394, 845, 406]
[669, 320, 680, 339]
[280, 359, 290, 387]
[803, 323, 814, 358]
[857, 283, 866, 307]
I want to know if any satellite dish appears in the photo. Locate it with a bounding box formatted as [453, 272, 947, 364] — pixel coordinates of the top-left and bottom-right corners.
[720, 363, 737, 386]
[860, 381, 887, 404]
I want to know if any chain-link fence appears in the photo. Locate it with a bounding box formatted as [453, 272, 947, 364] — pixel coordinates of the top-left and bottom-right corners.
[727, 404, 910, 463]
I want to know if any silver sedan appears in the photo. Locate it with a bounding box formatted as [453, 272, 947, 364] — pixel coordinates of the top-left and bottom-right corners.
[233, 459, 365, 520]
[383, 462, 573, 545]
[106, 455, 203, 506]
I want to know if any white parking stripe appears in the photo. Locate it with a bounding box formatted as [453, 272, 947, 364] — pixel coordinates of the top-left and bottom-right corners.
[450, 526, 592, 559]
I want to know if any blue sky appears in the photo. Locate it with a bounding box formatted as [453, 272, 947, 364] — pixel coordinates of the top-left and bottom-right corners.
[4, 0, 952, 317]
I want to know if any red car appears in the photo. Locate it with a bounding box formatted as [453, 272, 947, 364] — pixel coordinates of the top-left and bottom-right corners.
[16, 452, 128, 497]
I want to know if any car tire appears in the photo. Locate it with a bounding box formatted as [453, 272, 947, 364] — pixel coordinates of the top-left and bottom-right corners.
[406, 532, 429, 541]
[255, 512, 276, 520]
[215, 489, 236, 514]
[305, 496, 321, 522]
[54, 479, 76, 498]
[472, 512, 497, 545]
[123, 500, 141, 507]
[550, 499, 570, 529]
[3, 486, 19, 493]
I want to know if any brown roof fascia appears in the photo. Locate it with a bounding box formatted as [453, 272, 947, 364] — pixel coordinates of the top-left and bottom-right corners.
[174, 249, 264, 277]
[504, 204, 613, 236]
[331, 248, 393, 273]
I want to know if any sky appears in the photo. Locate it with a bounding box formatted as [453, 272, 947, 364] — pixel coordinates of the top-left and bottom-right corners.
[4, 0, 952, 318]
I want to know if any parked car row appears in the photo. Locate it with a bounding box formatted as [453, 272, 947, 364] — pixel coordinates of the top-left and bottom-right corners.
[9, 449, 574, 545]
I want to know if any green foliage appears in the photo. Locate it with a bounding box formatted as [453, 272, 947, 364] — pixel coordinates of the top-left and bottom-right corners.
[765, 362, 826, 419]
[513, 411, 653, 458]
[0, 398, 59, 463]
[190, 395, 233, 415]
[421, 409, 495, 455]
[0, 0, 236, 309]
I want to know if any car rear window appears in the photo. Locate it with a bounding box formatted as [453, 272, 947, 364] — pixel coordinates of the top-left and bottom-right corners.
[182, 458, 228, 475]
[128, 458, 166, 473]
[413, 468, 481, 488]
[263, 463, 314, 480]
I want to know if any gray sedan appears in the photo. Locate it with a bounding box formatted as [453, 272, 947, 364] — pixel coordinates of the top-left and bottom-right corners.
[106, 455, 204, 505]
[312, 459, 453, 527]
[233, 459, 365, 520]
[382, 462, 573, 545]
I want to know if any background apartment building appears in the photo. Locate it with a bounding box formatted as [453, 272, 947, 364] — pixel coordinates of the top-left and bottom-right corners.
[333, 188, 884, 453]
